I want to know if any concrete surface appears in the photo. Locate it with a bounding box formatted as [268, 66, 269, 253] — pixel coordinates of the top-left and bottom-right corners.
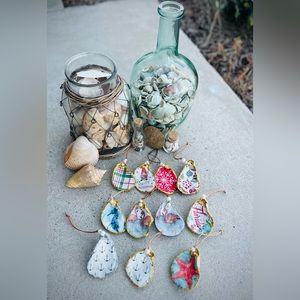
[47, 1, 253, 299]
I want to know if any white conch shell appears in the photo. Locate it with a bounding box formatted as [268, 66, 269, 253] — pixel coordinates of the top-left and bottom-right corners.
[64, 136, 99, 170]
[66, 164, 106, 188]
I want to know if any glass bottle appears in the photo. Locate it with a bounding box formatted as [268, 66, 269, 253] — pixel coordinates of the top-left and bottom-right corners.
[130, 1, 198, 133]
[132, 118, 145, 152]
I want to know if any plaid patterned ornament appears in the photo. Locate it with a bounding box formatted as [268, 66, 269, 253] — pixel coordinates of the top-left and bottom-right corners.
[112, 159, 135, 191]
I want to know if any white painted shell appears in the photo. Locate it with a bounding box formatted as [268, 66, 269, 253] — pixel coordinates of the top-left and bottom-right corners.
[126, 248, 154, 287]
[87, 230, 118, 279]
[64, 136, 99, 170]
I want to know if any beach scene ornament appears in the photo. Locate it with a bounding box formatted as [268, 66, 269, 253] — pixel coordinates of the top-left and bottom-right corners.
[126, 199, 154, 238]
[170, 229, 223, 290]
[177, 159, 200, 195]
[155, 163, 177, 195]
[134, 161, 156, 193]
[155, 196, 184, 237]
[101, 197, 126, 234]
[112, 159, 135, 191]
[126, 248, 155, 288]
[187, 190, 226, 235]
[65, 213, 118, 280]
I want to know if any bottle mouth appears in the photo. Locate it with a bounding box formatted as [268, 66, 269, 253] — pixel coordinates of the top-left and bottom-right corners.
[158, 1, 184, 20]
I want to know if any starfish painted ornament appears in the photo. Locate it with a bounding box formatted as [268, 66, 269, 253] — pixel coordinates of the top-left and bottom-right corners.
[170, 247, 200, 290]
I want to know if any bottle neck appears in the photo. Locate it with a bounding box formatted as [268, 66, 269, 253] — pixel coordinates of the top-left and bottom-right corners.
[156, 16, 180, 54]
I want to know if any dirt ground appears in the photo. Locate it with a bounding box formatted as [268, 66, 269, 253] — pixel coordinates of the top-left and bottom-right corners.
[62, 0, 253, 111]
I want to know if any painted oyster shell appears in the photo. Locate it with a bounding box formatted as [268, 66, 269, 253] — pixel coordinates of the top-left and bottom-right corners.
[187, 198, 214, 235]
[155, 164, 177, 195]
[170, 248, 200, 290]
[126, 200, 153, 238]
[101, 199, 126, 234]
[111, 160, 135, 191]
[134, 162, 155, 193]
[87, 230, 118, 279]
[126, 248, 155, 287]
[155, 197, 184, 237]
[177, 160, 200, 195]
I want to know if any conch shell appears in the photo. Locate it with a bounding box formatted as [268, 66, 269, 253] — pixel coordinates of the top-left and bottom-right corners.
[66, 164, 106, 188]
[64, 136, 99, 170]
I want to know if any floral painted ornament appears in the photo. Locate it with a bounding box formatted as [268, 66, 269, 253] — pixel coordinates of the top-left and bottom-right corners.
[112, 159, 135, 191]
[126, 248, 155, 288]
[177, 159, 200, 195]
[155, 196, 184, 237]
[155, 163, 177, 195]
[101, 197, 126, 234]
[187, 190, 226, 235]
[126, 199, 154, 238]
[187, 198, 214, 235]
[65, 213, 118, 279]
[134, 161, 156, 193]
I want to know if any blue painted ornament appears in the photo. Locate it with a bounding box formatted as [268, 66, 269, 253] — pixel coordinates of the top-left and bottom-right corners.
[101, 198, 126, 234]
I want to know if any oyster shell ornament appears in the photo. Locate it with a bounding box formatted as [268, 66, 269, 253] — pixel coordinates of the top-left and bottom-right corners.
[134, 161, 156, 193]
[155, 163, 177, 195]
[64, 136, 99, 170]
[170, 229, 223, 290]
[66, 164, 106, 188]
[126, 248, 155, 288]
[65, 213, 118, 280]
[87, 230, 118, 279]
[155, 196, 184, 237]
[187, 198, 214, 235]
[170, 247, 200, 290]
[177, 159, 200, 195]
[126, 199, 154, 238]
[187, 190, 226, 235]
[101, 197, 126, 234]
[112, 159, 135, 191]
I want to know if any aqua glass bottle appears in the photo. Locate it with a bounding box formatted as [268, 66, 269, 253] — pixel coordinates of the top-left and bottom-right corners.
[130, 1, 198, 132]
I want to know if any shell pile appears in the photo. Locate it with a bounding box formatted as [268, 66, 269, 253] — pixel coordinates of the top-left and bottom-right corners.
[131, 64, 196, 131]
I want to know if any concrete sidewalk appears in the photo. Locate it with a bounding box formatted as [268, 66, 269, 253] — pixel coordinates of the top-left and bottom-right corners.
[47, 1, 253, 299]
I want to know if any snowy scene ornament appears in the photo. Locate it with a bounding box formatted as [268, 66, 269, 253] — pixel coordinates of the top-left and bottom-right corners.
[155, 163, 177, 195]
[126, 199, 154, 238]
[101, 195, 126, 234]
[177, 159, 200, 195]
[155, 196, 184, 237]
[112, 159, 135, 191]
[87, 230, 118, 279]
[187, 190, 226, 235]
[170, 229, 223, 290]
[134, 161, 156, 193]
[65, 213, 118, 280]
[126, 248, 155, 288]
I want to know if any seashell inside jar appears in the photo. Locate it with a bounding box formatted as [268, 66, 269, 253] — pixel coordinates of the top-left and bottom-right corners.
[131, 64, 197, 132]
[61, 53, 132, 158]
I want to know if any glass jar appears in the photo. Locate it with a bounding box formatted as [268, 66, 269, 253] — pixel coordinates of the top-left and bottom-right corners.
[60, 52, 132, 158]
[130, 1, 198, 133]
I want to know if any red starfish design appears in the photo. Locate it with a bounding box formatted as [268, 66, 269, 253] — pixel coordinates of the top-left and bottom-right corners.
[172, 255, 200, 289]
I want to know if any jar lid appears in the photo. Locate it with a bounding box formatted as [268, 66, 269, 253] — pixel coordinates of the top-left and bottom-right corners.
[133, 118, 143, 128]
[168, 130, 178, 142]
